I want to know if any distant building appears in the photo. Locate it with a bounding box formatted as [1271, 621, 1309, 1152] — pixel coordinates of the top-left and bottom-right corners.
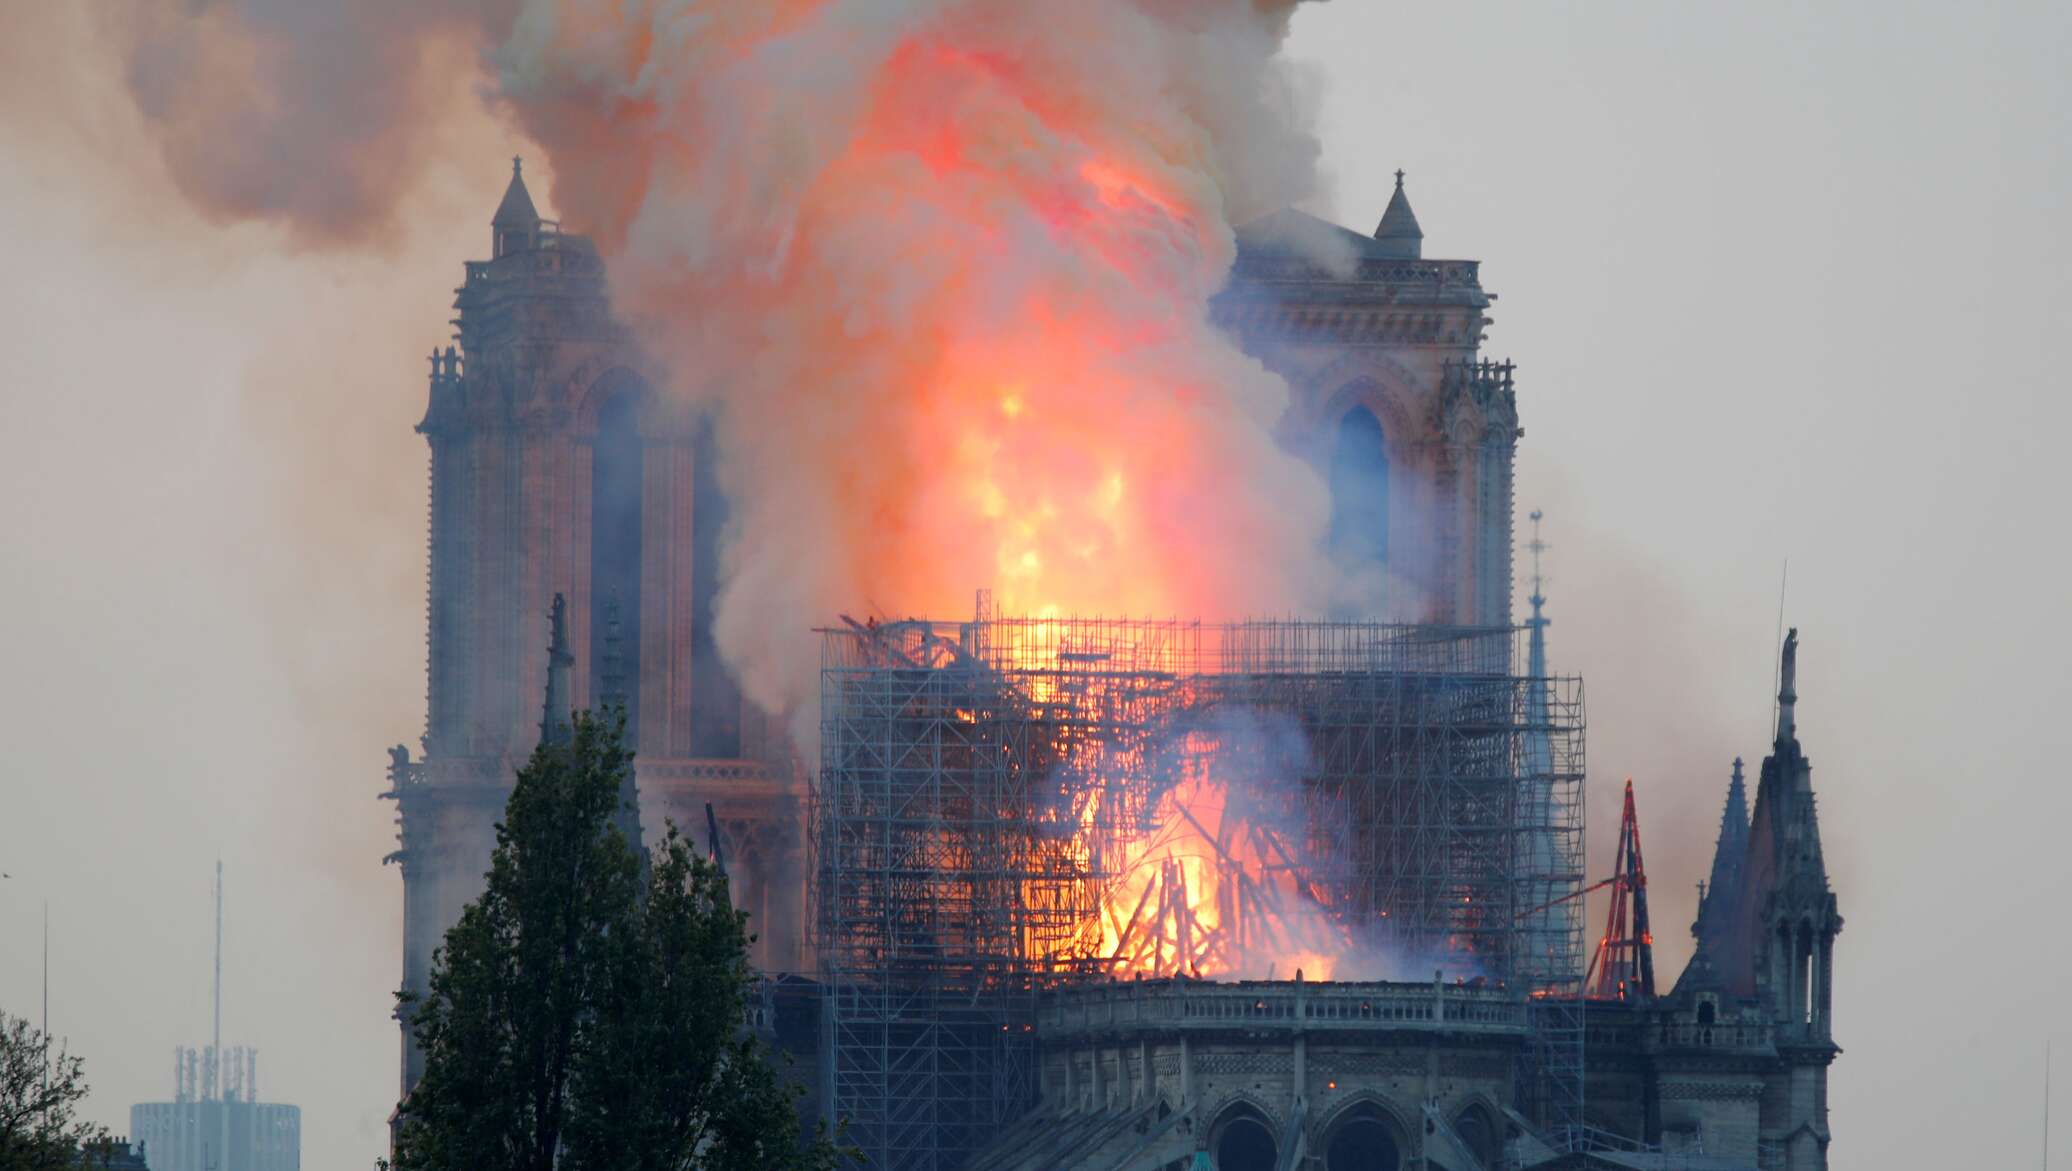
[131, 1046, 299, 1171]
[79, 1137, 150, 1170]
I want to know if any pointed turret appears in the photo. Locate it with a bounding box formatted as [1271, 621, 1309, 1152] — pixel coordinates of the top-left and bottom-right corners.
[1372, 169, 1424, 259]
[539, 593, 574, 747]
[1676, 758, 1751, 997]
[493, 156, 542, 258]
[1693, 757, 1751, 942]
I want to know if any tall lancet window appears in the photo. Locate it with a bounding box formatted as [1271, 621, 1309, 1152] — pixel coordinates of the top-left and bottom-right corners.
[1328, 405, 1391, 570]
[590, 392, 644, 742]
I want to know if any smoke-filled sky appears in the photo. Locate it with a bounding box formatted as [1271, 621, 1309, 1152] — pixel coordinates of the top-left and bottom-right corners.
[1, 3, 2067, 1169]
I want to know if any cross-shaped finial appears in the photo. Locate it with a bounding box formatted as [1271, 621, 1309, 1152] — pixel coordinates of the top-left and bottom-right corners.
[1394, 168, 1406, 188]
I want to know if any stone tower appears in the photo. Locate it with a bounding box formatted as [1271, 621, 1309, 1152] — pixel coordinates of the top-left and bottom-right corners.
[1216, 172, 1518, 624]
[382, 160, 801, 1095]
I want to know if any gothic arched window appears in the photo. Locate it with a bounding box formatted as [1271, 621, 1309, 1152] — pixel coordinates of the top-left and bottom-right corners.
[1325, 1107, 1403, 1171]
[591, 389, 644, 741]
[1329, 405, 1391, 568]
[1212, 1108, 1279, 1171]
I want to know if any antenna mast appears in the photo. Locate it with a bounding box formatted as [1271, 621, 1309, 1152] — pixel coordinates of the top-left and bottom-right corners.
[214, 862, 229, 1168]
[212, 861, 222, 1101]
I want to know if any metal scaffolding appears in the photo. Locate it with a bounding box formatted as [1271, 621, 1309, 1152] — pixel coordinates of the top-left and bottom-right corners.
[813, 611, 1585, 1171]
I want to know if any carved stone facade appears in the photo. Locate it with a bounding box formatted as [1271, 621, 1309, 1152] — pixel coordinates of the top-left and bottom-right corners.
[1215, 187, 1518, 625]
[974, 979, 1524, 1171]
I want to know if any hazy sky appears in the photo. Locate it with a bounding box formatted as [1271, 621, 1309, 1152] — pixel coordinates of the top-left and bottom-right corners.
[2, 4, 2067, 1170]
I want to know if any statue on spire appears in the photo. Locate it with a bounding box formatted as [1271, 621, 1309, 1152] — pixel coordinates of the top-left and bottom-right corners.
[1776, 627, 1799, 742]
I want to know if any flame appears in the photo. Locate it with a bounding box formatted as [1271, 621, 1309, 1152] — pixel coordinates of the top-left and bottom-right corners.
[1065, 728, 1351, 981]
[502, 0, 1359, 980]
[490, 0, 1332, 720]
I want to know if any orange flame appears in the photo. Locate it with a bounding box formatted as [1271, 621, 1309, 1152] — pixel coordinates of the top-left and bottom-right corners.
[496, 1, 1332, 719]
[1074, 730, 1350, 980]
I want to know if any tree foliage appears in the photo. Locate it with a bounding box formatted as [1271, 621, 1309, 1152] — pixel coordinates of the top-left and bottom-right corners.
[0, 1013, 106, 1171]
[393, 710, 837, 1171]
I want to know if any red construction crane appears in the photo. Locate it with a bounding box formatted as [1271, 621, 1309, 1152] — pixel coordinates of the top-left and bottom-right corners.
[1585, 778, 1656, 1001]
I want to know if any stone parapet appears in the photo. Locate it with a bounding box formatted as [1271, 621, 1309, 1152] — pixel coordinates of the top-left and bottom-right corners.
[1038, 977, 1529, 1044]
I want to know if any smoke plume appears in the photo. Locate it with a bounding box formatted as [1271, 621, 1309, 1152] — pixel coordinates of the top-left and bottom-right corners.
[103, 1, 512, 246]
[493, 0, 1336, 725]
[107, 0, 1338, 736]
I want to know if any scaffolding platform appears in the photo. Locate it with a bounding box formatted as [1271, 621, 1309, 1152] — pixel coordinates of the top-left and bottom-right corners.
[813, 611, 1586, 1171]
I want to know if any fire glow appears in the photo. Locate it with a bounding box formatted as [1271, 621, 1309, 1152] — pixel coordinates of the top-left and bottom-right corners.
[503, 2, 1345, 981]
[493, 0, 1334, 722]
[1089, 730, 1351, 981]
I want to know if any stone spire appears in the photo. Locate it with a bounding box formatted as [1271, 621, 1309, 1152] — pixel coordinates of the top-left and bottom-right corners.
[1518, 511, 1576, 981]
[539, 593, 574, 747]
[492, 156, 542, 257]
[1692, 758, 1750, 946]
[1372, 169, 1424, 259]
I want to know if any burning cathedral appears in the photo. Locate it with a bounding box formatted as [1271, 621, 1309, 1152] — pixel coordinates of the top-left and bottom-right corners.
[383, 163, 1841, 1171]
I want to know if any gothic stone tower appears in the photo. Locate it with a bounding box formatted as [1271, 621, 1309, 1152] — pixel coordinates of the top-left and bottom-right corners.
[383, 161, 801, 1094]
[1217, 172, 1517, 624]
[1735, 629, 1842, 1167]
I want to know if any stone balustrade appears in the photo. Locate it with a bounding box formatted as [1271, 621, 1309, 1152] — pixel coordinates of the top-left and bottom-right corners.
[1038, 977, 1530, 1042]
[1652, 1020, 1775, 1053]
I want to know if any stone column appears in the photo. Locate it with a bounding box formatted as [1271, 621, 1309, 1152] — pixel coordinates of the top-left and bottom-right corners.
[1292, 975, 1307, 1100]
[1769, 925, 1788, 1023]
[1817, 933, 1835, 1040]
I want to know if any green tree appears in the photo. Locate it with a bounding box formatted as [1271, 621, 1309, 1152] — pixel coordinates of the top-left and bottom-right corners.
[0, 1013, 106, 1171]
[393, 710, 837, 1171]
